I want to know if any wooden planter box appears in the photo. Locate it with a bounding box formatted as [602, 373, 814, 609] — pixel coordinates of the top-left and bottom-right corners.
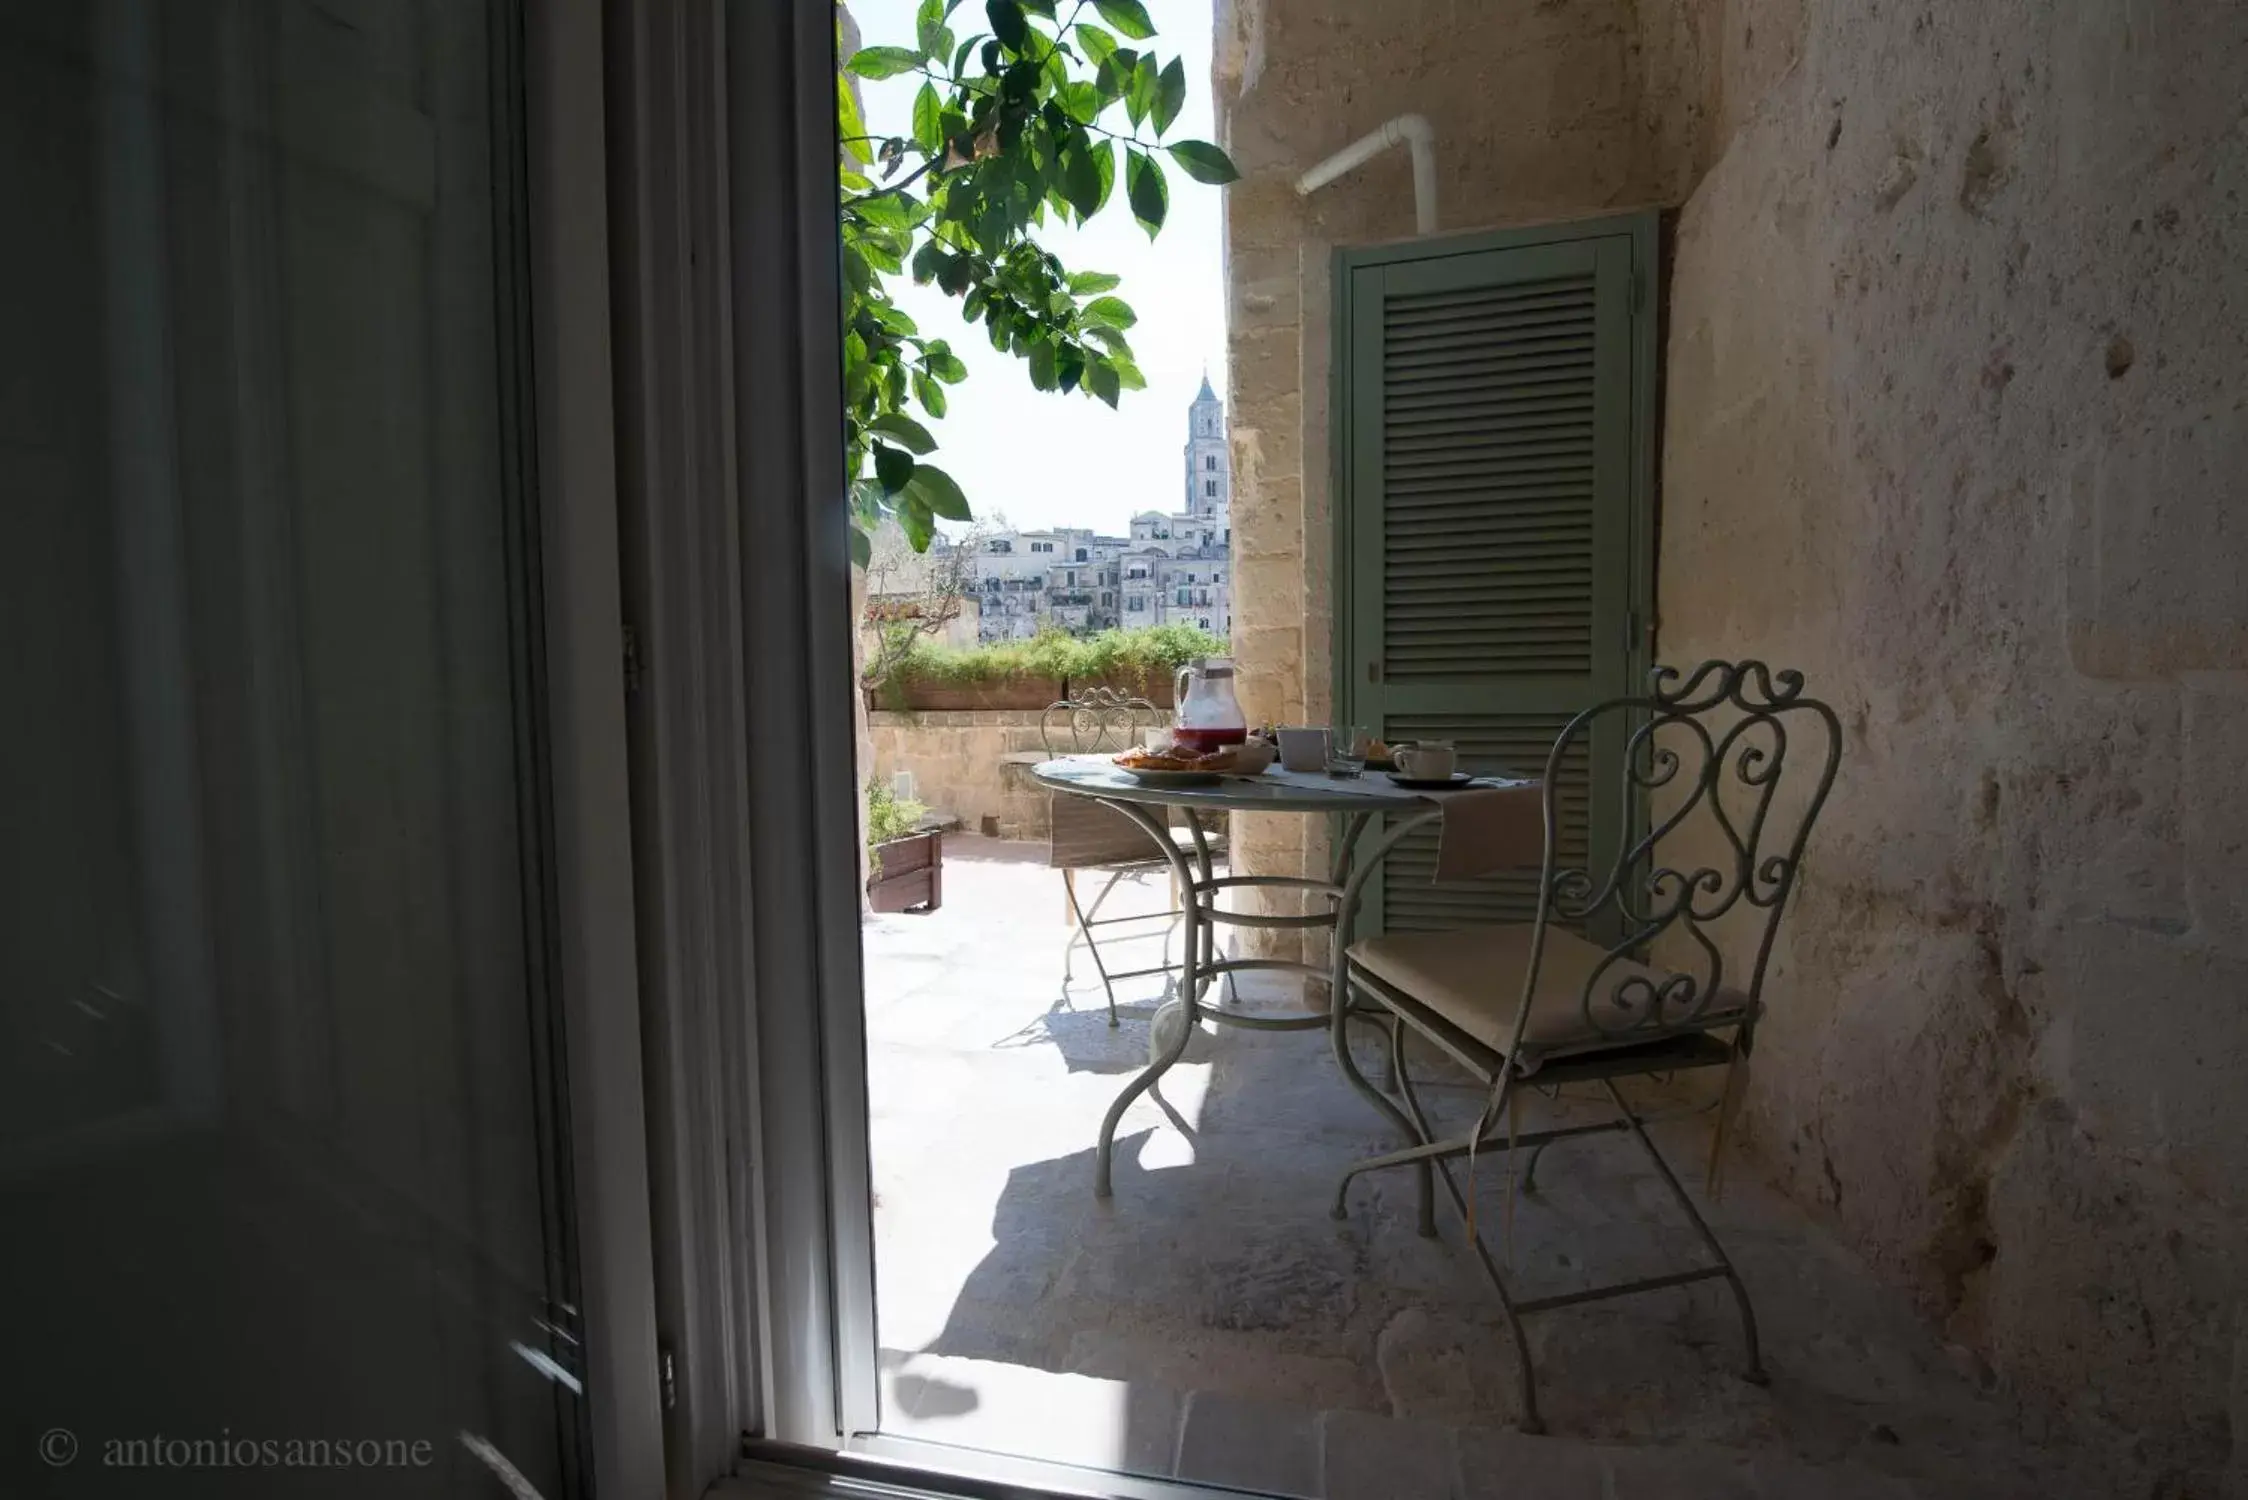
[1065, 672, 1176, 709]
[867, 829, 942, 913]
[868, 675, 1065, 712]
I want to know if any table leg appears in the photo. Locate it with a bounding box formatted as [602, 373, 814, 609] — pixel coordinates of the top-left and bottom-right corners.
[1327, 809, 1443, 1233]
[1187, 809, 1220, 1004]
[1095, 797, 1203, 1199]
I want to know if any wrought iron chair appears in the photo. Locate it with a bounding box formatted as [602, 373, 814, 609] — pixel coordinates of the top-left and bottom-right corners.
[1332, 661, 1840, 1433]
[1042, 689, 1223, 1026]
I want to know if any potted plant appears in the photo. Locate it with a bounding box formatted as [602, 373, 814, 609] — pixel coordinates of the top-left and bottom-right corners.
[865, 778, 941, 913]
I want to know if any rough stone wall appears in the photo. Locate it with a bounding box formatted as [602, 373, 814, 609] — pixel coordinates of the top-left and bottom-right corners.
[1219, 0, 2248, 1482]
[1215, 0, 1663, 957]
[867, 711, 1055, 841]
[1647, 0, 2248, 1486]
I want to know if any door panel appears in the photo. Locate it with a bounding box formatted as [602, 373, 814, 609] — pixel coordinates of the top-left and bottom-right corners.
[1337, 220, 1657, 936]
[1, 3, 585, 1494]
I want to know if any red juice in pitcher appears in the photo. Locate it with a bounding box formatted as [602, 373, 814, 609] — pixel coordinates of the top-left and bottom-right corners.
[1173, 723, 1248, 755]
[1173, 658, 1247, 754]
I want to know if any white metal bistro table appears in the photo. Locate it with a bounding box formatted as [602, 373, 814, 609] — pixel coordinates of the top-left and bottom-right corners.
[1031, 755, 1528, 1198]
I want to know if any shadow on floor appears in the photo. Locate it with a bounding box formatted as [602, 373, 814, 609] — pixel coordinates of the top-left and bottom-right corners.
[866, 840, 2099, 1498]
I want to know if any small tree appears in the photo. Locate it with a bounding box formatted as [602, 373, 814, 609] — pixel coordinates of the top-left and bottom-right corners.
[838, 0, 1237, 560]
[859, 517, 991, 689]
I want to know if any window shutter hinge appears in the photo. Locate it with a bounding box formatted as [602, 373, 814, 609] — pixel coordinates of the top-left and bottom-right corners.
[622, 624, 645, 696]
[659, 1344, 676, 1412]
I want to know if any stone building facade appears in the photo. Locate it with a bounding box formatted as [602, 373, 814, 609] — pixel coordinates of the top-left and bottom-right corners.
[1214, 0, 2248, 1489]
[957, 380, 1234, 641]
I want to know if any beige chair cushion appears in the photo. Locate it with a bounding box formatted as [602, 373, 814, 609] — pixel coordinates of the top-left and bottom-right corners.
[1347, 923, 1753, 1069]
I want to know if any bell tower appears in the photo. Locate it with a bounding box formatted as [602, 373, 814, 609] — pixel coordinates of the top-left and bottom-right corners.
[1184, 371, 1229, 520]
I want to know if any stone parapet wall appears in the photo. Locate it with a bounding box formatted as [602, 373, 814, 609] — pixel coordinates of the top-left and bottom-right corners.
[867, 710, 1055, 842]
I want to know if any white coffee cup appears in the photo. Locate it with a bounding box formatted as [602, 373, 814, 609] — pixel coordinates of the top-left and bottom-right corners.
[1276, 726, 1330, 773]
[1393, 741, 1458, 779]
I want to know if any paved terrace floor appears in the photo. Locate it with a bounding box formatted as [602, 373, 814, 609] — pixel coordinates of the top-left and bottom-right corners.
[862, 836, 2108, 1499]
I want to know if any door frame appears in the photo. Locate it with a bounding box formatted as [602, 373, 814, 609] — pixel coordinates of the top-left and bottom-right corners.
[1328, 212, 1662, 751]
[1328, 214, 1663, 936]
[526, 2, 666, 1494]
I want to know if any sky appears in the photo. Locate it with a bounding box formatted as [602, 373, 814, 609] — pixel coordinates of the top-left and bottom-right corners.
[847, 0, 1225, 540]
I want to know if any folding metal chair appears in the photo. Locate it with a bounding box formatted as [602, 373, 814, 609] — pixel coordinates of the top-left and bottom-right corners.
[1043, 689, 1223, 1026]
[1332, 661, 1841, 1432]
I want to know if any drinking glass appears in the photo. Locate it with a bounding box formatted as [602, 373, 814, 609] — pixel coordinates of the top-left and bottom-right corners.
[1326, 724, 1369, 777]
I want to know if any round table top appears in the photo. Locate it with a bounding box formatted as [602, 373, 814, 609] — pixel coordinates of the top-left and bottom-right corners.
[1031, 755, 1465, 815]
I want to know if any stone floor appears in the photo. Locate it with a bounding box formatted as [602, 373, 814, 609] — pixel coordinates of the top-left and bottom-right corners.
[862, 838, 2104, 1498]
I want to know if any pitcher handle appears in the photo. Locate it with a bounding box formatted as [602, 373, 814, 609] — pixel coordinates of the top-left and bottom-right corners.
[1175, 664, 1191, 704]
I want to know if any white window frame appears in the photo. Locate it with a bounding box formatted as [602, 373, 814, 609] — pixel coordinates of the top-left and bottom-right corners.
[581, 4, 1287, 1498]
[527, 4, 665, 1494]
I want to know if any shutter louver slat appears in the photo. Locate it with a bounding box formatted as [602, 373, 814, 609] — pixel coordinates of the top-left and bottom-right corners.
[1380, 268, 1600, 682]
[1344, 222, 1649, 941]
[1380, 712, 1590, 932]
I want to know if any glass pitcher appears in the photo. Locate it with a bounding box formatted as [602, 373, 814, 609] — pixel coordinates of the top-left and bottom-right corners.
[1173, 657, 1248, 753]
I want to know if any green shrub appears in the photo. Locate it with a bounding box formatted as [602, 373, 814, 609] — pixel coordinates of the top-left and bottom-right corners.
[863, 622, 1226, 702]
[864, 777, 928, 875]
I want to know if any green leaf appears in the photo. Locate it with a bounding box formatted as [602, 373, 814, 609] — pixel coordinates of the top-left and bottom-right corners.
[1153, 57, 1186, 136]
[1055, 80, 1100, 125]
[912, 370, 948, 417]
[1067, 269, 1122, 295]
[985, 0, 1027, 51]
[1082, 294, 1136, 329]
[925, 347, 969, 382]
[1084, 323, 1132, 356]
[853, 192, 910, 229]
[896, 493, 935, 551]
[1060, 132, 1103, 218]
[871, 412, 937, 454]
[874, 442, 917, 494]
[916, 0, 946, 56]
[850, 475, 888, 524]
[905, 462, 974, 521]
[1074, 22, 1117, 65]
[869, 302, 919, 336]
[1125, 148, 1167, 236]
[1166, 139, 1241, 184]
[1093, 0, 1155, 40]
[1087, 359, 1121, 408]
[837, 80, 871, 165]
[848, 524, 873, 568]
[1095, 135, 1119, 212]
[846, 46, 923, 79]
[1110, 354, 1147, 390]
[1093, 48, 1134, 104]
[1028, 338, 1058, 391]
[1124, 53, 1156, 127]
[912, 82, 943, 154]
[952, 33, 983, 75]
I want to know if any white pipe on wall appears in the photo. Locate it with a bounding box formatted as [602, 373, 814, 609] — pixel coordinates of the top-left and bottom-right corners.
[1292, 113, 1438, 234]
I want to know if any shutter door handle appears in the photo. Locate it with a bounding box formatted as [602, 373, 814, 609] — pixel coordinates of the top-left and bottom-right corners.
[1368, 660, 1383, 684]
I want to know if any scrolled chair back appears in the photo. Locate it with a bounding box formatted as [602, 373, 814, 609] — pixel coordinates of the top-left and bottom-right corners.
[1527, 660, 1841, 1049]
[1041, 686, 1159, 755]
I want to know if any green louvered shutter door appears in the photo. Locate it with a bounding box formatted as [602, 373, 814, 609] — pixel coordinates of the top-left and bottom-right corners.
[1338, 220, 1654, 935]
